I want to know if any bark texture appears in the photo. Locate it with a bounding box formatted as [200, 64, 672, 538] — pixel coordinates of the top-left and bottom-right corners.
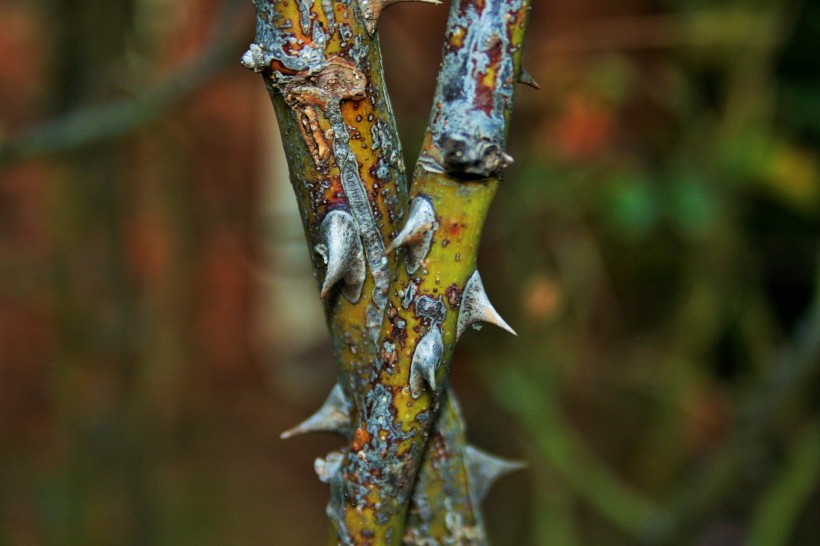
[244, 0, 530, 543]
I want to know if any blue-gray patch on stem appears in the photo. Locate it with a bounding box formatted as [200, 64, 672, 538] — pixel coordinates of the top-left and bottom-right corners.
[422, 0, 527, 176]
[324, 102, 391, 313]
[245, 1, 328, 77]
[331, 383, 416, 519]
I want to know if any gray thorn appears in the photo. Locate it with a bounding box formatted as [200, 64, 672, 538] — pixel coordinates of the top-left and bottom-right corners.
[315, 210, 366, 303]
[314, 450, 344, 484]
[387, 196, 436, 274]
[456, 271, 517, 340]
[358, 0, 442, 34]
[465, 445, 526, 501]
[281, 383, 352, 439]
[518, 69, 541, 89]
[409, 326, 444, 398]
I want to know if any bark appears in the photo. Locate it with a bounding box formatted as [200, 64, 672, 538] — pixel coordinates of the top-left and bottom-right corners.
[244, 0, 530, 543]
[329, 1, 529, 542]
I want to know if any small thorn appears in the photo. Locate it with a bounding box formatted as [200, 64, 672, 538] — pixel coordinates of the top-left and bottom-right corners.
[457, 271, 517, 340]
[281, 383, 352, 439]
[465, 445, 526, 501]
[315, 210, 365, 303]
[518, 69, 541, 89]
[387, 196, 436, 274]
[314, 450, 344, 484]
[500, 151, 515, 168]
[358, 0, 442, 34]
[409, 327, 444, 398]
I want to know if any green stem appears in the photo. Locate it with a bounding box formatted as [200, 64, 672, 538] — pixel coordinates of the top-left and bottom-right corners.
[245, 1, 496, 544]
[330, 0, 531, 542]
[747, 421, 820, 546]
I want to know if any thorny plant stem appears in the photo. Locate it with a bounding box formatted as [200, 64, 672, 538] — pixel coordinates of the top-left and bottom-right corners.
[244, 0, 405, 409]
[329, 0, 530, 543]
[244, 0, 505, 544]
[244, 0, 530, 544]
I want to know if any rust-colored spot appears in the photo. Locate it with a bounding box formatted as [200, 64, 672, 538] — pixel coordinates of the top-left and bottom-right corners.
[296, 105, 330, 167]
[351, 427, 371, 451]
[475, 35, 503, 114]
[269, 58, 301, 76]
[445, 283, 462, 308]
[380, 342, 398, 365]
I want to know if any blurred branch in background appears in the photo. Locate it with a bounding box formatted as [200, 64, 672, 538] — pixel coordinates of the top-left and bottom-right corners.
[0, 0, 248, 166]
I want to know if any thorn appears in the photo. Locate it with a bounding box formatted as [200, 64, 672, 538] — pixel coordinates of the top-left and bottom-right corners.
[314, 450, 344, 484]
[358, 0, 442, 34]
[456, 271, 517, 340]
[518, 69, 540, 89]
[500, 150, 515, 168]
[315, 210, 366, 303]
[409, 326, 444, 398]
[281, 383, 352, 439]
[387, 196, 436, 274]
[465, 445, 526, 501]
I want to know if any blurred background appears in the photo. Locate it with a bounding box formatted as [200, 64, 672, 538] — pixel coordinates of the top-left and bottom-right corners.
[1, 0, 818, 544]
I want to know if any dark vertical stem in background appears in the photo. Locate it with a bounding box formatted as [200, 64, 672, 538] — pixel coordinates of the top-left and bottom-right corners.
[44, 0, 155, 543]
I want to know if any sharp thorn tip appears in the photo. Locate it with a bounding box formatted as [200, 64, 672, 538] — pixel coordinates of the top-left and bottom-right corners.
[280, 383, 352, 439]
[457, 271, 516, 339]
[518, 69, 541, 89]
[465, 444, 526, 501]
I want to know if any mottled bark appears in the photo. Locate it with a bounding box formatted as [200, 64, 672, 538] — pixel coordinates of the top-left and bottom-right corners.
[243, 0, 530, 544]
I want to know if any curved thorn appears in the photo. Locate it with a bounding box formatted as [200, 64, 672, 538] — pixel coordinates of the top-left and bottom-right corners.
[281, 383, 352, 439]
[358, 0, 442, 34]
[387, 196, 436, 274]
[315, 210, 365, 303]
[465, 445, 526, 501]
[518, 69, 541, 89]
[409, 326, 444, 398]
[457, 271, 517, 340]
[500, 150, 515, 168]
[314, 450, 344, 484]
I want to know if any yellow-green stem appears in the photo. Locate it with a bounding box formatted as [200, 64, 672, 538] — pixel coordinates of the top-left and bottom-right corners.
[330, 0, 531, 542]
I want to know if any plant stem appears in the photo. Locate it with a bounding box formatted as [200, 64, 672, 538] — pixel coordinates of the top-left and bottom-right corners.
[329, 0, 531, 542]
[245, 1, 500, 544]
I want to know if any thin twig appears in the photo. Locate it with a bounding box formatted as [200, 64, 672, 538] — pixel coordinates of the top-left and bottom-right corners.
[0, 2, 247, 166]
